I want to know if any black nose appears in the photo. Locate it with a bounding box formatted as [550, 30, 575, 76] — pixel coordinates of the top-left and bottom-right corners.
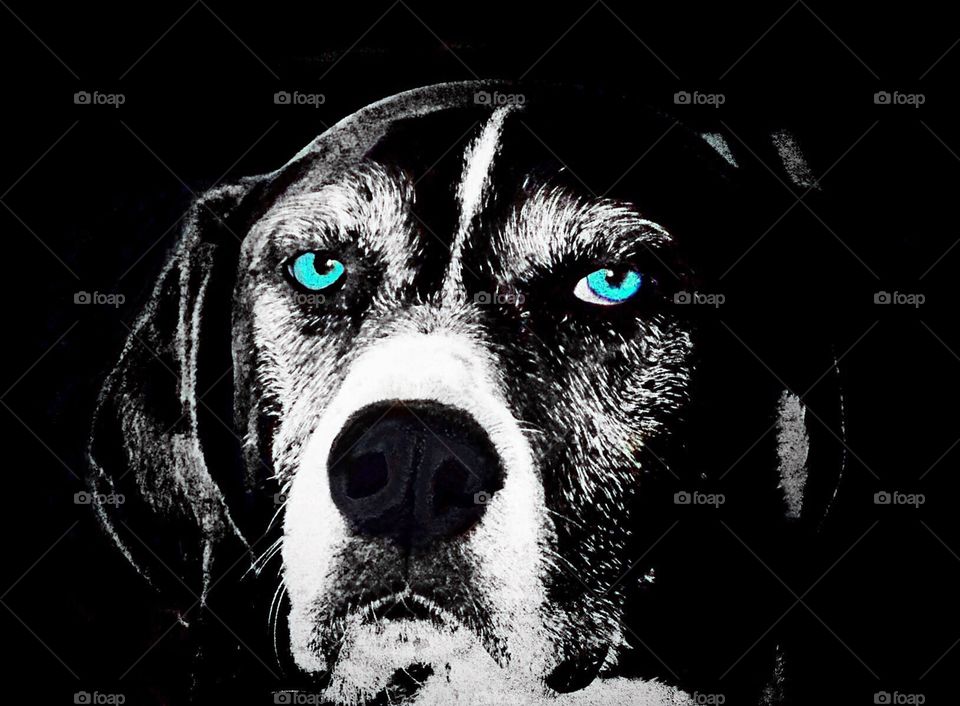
[327, 401, 504, 547]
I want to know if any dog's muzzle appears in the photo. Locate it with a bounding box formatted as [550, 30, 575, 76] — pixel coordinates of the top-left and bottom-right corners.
[281, 332, 546, 683]
[328, 401, 504, 547]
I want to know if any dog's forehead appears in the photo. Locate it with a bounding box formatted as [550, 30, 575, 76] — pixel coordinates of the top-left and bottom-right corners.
[241, 93, 724, 279]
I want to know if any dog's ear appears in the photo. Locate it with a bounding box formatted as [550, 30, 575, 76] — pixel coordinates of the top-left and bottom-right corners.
[706, 126, 847, 529]
[83, 95, 432, 601]
[87, 180, 266, 600]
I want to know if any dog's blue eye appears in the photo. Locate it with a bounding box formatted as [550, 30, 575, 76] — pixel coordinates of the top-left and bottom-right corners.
[288, 253, 345, 291]
[574, 268, 643, 305]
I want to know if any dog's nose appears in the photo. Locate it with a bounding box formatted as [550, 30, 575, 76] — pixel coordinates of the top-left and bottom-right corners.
[327, 401, 504, 547]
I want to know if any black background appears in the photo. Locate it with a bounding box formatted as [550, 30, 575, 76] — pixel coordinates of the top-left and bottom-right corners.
[0, 1, 958, 703]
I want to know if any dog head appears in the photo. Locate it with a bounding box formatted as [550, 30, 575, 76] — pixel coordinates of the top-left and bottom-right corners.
[89, 82, 844, 703]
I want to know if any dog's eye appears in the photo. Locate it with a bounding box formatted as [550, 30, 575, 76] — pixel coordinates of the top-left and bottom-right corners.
[573, 268, 642, 305]
[287, 252, 346, 291]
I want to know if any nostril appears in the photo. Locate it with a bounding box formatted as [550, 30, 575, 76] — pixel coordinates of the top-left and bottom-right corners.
[344, 451, 390, 499]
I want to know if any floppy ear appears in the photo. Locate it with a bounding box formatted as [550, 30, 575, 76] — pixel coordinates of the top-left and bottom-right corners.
[698, 125, 846, 529]
[84, 91, 462, 602]
[87, 181, 265, 600]
[762, 128, 847, 530]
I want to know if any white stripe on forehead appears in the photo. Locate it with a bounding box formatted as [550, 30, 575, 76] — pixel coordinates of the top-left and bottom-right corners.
[442, 106, 516, 300]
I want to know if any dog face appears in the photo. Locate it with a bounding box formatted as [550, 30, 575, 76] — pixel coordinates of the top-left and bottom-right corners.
[238, 151, 693, 694]
[90, 83, 829, 703]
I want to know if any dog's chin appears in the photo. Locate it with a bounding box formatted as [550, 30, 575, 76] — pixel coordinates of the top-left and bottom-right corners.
[293, 595, 696, 705]
[322, 618, 491, 704]
[311, 595, 506, 705]
[312, 618, 696, 706]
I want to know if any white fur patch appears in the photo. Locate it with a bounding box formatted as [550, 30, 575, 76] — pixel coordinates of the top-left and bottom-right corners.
[775, 390, 809, 519]
[771, 130, 818, 190]
[444, 106, 515, 300]
[700, 132, 738, 167]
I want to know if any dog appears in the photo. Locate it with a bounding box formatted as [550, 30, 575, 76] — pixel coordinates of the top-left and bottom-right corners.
[88, 82, 844, 704]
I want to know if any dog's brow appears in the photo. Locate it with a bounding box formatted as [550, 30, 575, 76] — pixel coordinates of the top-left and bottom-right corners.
[496, 184, 675, 274]
[250, 166, 413, 258]
[259, 198, 343, 247]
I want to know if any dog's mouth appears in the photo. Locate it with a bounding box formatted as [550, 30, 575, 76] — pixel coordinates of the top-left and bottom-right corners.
[324, 588, 491, 658]
[358, 591, 452, 629]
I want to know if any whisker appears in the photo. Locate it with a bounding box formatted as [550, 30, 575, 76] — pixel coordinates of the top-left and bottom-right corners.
[545, 508, 587, 531]
[269, 575, 288, 666]
[266, 498, 287, 533]
[247, 537, 283, 578]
